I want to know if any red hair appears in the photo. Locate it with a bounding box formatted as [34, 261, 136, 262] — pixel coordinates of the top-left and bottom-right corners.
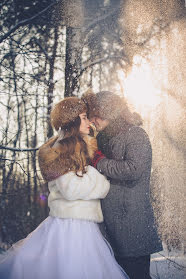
[58, 116, 90, 176]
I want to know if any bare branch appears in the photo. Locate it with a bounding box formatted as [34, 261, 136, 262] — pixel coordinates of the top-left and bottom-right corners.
[0, 101, 11, 109]
[33, 37, 51, 61]
[157, 252, 186, 270]
[80, 55, 128, 76]
[0, 0, 59, 44]
[82, 7, 120, 35]
[0, 145, 39, 152]
[1, 158, 29, 176]
[127, 10, 186, 47]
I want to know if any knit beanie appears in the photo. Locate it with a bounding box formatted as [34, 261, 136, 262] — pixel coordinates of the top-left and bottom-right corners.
[50, 97, 87, 131]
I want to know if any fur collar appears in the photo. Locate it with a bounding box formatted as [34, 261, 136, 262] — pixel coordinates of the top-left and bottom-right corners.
[38, 135, 97, 182]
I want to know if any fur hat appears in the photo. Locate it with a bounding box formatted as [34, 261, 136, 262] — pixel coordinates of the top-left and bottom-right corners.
[82, 90, 143, 125]
[50, 97, 87, 131]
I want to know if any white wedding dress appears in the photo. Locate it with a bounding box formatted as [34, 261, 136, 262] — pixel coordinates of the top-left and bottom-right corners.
[0, 217, 129, 279]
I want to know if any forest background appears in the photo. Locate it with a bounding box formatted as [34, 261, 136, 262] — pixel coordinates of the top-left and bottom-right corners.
[0, 1, 185, 270]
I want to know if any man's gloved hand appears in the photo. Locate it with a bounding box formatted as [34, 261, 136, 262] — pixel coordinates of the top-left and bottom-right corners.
[91, 150, 106, 168]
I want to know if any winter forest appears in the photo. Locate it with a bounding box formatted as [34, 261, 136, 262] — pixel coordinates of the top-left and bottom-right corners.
[0, 0, 185, 275]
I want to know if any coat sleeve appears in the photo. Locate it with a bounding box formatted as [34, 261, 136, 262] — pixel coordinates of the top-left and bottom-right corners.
[55, 166, 110, 201]
[96, 127, 152, 182]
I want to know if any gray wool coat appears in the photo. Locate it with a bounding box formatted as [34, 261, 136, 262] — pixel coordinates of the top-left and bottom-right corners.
[96, 123, 162, 257]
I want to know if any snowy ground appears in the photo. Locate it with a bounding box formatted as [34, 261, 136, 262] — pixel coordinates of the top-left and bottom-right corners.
[150, 249, 186, 279]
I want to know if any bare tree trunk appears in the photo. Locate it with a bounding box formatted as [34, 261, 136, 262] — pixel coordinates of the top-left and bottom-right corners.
[64, 27, 83, 97]
[47, 26, 59, 138]
[2, 98, 11, 193]
[21, 92, 31, 204]
[32, 86, 39, 202]
[5, 41, 22, 188]
[64, 0, 85, 97]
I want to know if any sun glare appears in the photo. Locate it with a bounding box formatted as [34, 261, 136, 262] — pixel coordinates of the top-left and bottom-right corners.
[117, 56, 162, 117]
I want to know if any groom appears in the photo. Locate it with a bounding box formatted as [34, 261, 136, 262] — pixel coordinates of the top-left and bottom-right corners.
[82, 91, 162, 279]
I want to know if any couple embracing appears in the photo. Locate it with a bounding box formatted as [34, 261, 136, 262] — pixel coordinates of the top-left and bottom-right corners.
[0, 91, 162, 279]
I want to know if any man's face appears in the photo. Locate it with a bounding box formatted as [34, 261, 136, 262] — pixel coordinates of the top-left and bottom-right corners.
[91, 116, 109, 132]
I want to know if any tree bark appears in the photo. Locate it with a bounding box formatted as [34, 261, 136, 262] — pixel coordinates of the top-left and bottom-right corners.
[47, 26, 59, 138]
[64, 26, 83, 97]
